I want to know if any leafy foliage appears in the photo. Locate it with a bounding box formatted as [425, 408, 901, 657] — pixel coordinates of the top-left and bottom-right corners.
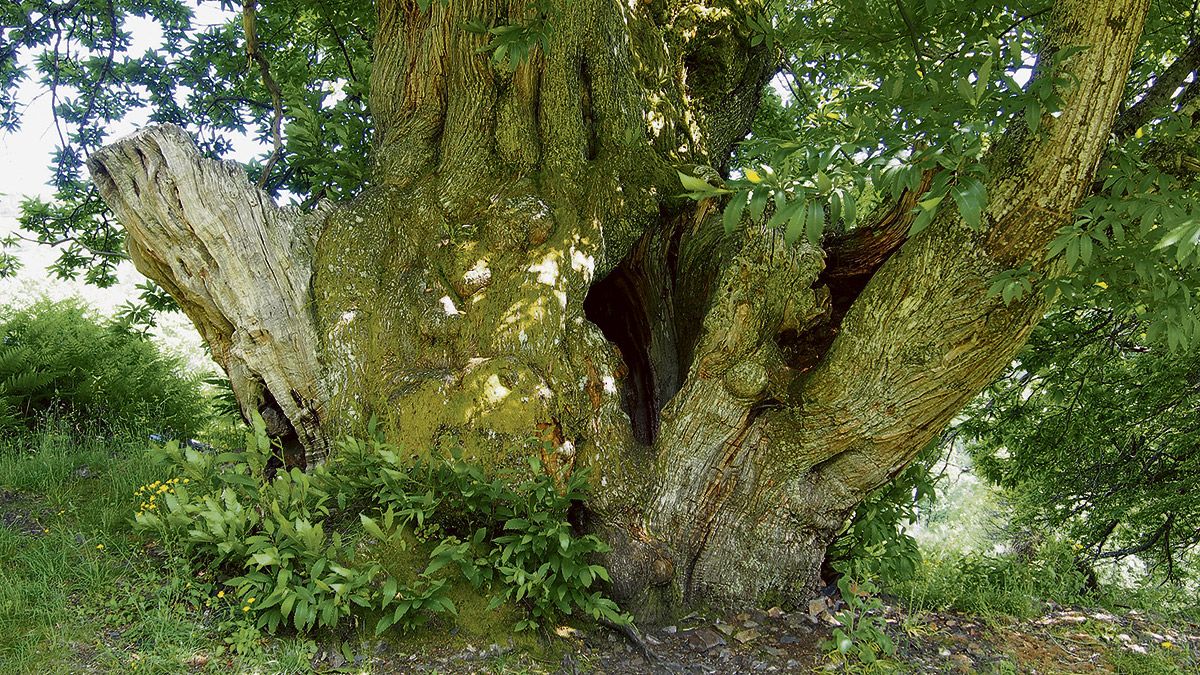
[134, 416, 628, 635]
[821, 562, 896, 667]
[4, 0, 1200, 341]
[1, 0, 373, 289]
[828, 441, 941, 584]
[0, 300, 208, 437]
[707, 0, 1200, 346]
[960, 309, 1200, 580]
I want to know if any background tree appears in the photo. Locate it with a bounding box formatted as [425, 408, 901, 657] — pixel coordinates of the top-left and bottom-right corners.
[4, 0, 1199, 618]
[961, 307, 1200, 581]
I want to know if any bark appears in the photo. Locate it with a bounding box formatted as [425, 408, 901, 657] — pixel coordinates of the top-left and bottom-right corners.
[89, 0, 1150, 621]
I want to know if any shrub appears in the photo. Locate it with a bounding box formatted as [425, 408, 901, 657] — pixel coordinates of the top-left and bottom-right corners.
[821, 561, 897, 667]
[828, 440, 941, 584]
[0, 300, 208, 438]
[134, 416, 628, 635]
[893, 539, 1090, 618]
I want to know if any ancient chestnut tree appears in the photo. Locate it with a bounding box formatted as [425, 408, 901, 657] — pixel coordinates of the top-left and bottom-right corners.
[7, 0, 1200, 616]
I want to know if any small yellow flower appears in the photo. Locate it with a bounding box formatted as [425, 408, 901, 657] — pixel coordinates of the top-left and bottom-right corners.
[247, 597, 256, 604]
[1162, 641, 1175, 649]
[745, 168, 763, 184]
[96, 544, 104, 550]
[217, 590, 225, 598]
[242, 606, 250, 612]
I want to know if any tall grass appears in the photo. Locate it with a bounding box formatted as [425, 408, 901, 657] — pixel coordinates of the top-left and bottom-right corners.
[0, 426, 249, 673]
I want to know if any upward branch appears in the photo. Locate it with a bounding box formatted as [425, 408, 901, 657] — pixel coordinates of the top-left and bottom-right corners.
[242, 0, 285, 188]
[796, 0, 1153, 501]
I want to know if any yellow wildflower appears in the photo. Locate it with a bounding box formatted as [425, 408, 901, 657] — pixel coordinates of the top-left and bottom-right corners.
[248, 597, 256, 604]
[217, 590, 225, 598]
[242, 606, 250, 612]
[96, 544, 104, 550]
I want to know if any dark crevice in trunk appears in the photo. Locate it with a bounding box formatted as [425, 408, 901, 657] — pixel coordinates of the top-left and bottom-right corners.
[580, 57, 598, 161]
[258, 387, 307, 477]
[777, 176, 936, 380]
[584, 236, 686, 445]
[584, 262, 659, 444]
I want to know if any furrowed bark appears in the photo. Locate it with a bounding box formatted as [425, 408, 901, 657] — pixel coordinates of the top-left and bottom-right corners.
[624, 0, 1151, 613]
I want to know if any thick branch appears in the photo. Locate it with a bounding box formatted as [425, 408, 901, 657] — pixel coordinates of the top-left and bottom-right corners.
[1112, 39, 1200, 140]
[819, 170, 935, 317]
[88, 124, 332, 460]
[672, 1, 776, 169]
[1096, 513, 1174, 560]
[242, 0, 285, 188]
[798, 0, 1152, 502]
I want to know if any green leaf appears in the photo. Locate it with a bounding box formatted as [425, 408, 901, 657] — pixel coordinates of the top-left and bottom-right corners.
[678, 171, 726, 198]
[843, 191, 857, 227]
[784, 201, 806, 245]
[816, 170, 834, 193]
[952, 178, 987, 229]
[805, 200, 826, 245]
[910, 204, 938, 236]
[976, 56, 994, 99]
[918, 194, 944, 211]
[723, 191, 747, 234]
[360, 513, 386, 540]
[748, 189, 770, 222]
[1078, 234, 1093, 265]
[1025, 99, 1042, 133]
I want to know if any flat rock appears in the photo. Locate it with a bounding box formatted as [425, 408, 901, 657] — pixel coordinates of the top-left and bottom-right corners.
[734, 629, 761, 644]
[684, 627, 726, 652]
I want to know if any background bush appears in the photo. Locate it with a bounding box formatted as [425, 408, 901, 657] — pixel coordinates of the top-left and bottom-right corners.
[0, 300, 208, 439]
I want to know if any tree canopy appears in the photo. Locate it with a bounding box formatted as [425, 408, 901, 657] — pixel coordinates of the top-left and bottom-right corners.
[961, 307, 1200, 579]
[2, 1, 1198, 343]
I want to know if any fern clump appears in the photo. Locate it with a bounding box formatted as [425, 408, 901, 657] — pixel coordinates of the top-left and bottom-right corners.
[0, 299, 208, 438]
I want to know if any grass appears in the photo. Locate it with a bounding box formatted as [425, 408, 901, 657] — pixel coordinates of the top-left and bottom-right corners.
[0, 425, 559, 674]
[0, 427, 242, 673]
[3, 423, 1196, 674]
[889, 546, 1086, 620]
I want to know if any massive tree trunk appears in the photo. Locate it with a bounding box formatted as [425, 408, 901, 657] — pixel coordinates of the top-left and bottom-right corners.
[88, 0, 1149, 619]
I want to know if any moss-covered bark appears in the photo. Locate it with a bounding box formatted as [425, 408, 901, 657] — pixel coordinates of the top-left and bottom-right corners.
[90, 0, 1150, 621]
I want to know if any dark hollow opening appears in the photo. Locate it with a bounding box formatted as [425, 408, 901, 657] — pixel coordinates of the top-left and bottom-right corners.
[584, 263, 661, 445]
